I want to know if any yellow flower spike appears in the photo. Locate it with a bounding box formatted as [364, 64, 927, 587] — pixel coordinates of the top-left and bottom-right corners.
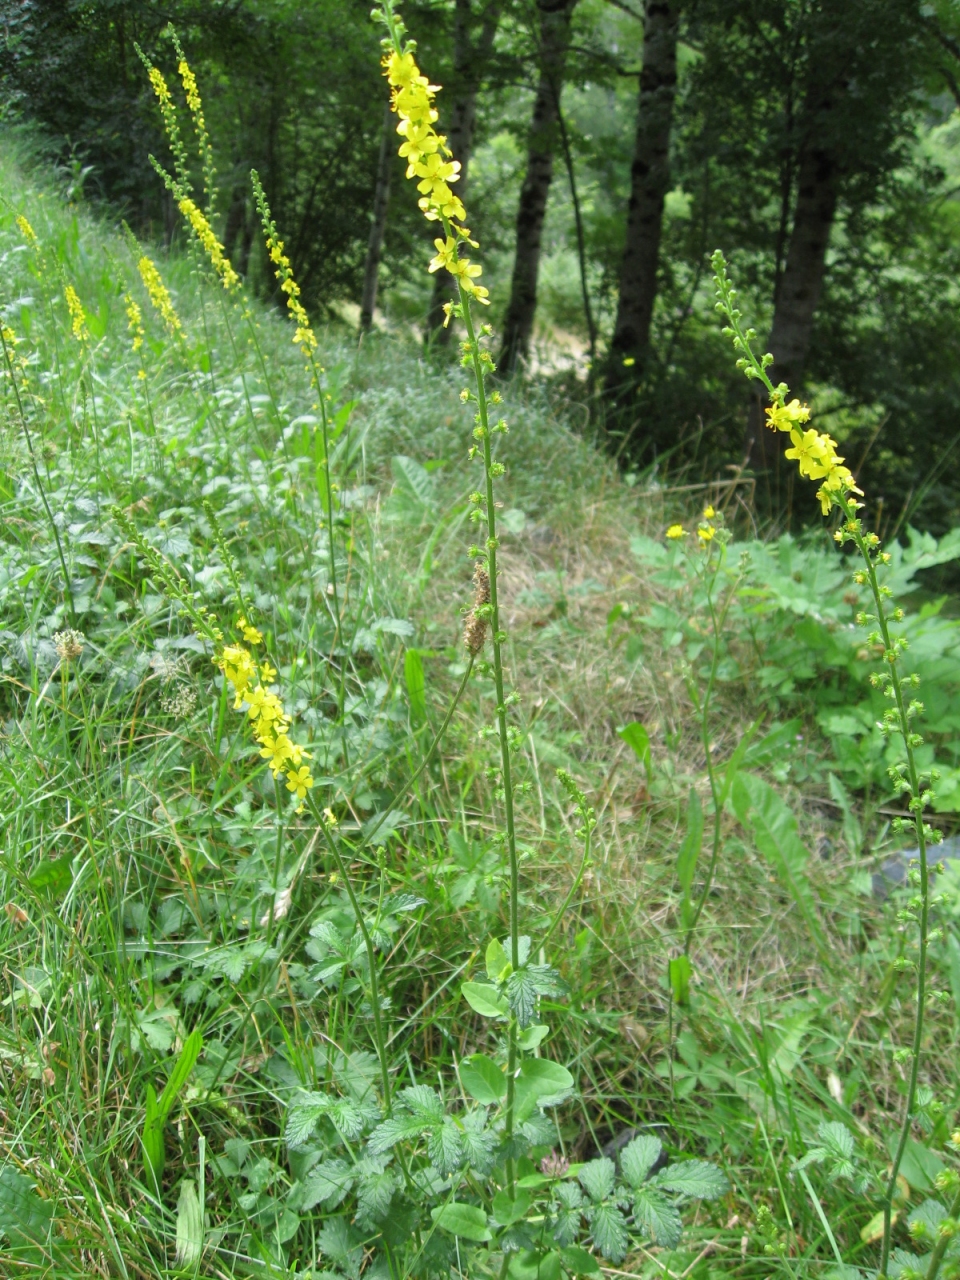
[64, 285, 89, 343]
[666, 524, 686, 539]
[138, 256, 183, 336]
[124, 295, 145, 352]
[251, 171, 317, 354]
[16, 215, 39, 249]
[178, 198, 239, 289]
[381, 38, 489, 303]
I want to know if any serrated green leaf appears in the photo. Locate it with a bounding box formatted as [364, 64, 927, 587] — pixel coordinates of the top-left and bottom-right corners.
[578, 1157, 615, 1202]
[367, 1112, 427, 1153]
[356, 1168, 396, 1225]
[632, 1186, 682, 1247]
[285, 1095, 331, 1149]
[587, 1202, 628, 1262]
[431, 1201, 492, 1241]
[300, 1158, 355, 1210]
[400, 1085, 444, 1123]
[461, 1123, 496, 1174]
[459, 1053, 507, 1104]
[652, 1159, 727, 1200]
[428, 1120, 464, 1175]
[620, 1134, 662, 1188]
[462, 980, 509, 1018]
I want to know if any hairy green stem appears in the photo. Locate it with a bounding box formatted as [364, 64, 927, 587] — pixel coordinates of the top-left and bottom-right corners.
[457, 277, 521, 1178]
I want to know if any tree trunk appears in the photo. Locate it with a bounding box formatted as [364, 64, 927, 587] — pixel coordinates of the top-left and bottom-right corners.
[359, 100, 396, 335]
[498, 0, 578, 375]
[745, 137, 839, 470]
[605, 0, 680, 399]
[426, 0, 503, 343]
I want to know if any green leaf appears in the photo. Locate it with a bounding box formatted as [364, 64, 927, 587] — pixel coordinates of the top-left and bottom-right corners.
[400, 1085, 444, 1123]
[515, 1058, 575, 1119]
[28, 854, 73, 897]
[587, 1202, 628, 1262]
[676, 788, 703, 932]
[517, 1024, 550, 1051]
[175, 1179, 204, 1269]
[510, 1251, 562, 1280]
[427, 1120, 464, 1175]
[486, 936, 510, 982]
[617, 721, 651, 778]
[157, 1028, 203, 1122]
[0, 1167, 59, 1263]
[404, 648, 426, 722]
[731, 774, 827, 957]
[560, 1246, 600, 1275]
[431, 1201, 492, 1242]
[142, 1082, 166, 1186]
[652, 1159, 727, 1200]
[357, 1168, 396, 1225]
[493, 1187, 532, 1225]
[367, 1112, 426, 1153]
[578, 1157, 615, 1203]
[459, 1053, 507, 1104]
[669, 954, 692, 1007]
[462, 981, 509, 1018]
[300, 1158, 355, 1211]
[620, 1134, 662, 1189]
[632, 1187, 682, 1248]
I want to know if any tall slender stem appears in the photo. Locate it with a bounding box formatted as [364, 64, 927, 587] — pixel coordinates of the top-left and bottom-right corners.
[1, 326, 75, 622]
[457, 280, 521, 1167]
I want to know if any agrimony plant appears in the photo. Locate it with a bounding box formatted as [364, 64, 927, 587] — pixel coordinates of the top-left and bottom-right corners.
[712, 249, 954, 1278]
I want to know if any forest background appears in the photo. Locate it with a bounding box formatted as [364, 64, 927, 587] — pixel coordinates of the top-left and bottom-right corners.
[8, 0, 960, 531]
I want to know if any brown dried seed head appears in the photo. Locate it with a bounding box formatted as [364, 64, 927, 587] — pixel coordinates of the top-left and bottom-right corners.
[464, 564, 491, 655]
[473, 563, 490, 607]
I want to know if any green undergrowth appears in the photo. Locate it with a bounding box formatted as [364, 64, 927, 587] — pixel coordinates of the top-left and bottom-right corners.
[1, 135, 960, 1278]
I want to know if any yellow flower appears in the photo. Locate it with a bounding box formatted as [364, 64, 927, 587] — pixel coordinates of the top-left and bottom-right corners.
[381, 43, 488, 304]
[323, 806, 338, 827]
[286, 765, 314, 800]
[16, 215, 39, 249]
[237, 616, 262, 645]
[178, 198, 239, 289]
[698, 525, 715, 544]
[765, 398, 810, 432]
[251, 171, 317, 354]
[64, 285, 89, 343]
[784, 427, 841, 482]
[259, 661, 277, 683]
[124, 294, 145, 352]
[666, 524, 686, 539]
[702, 505, 715, 519]
[622, 356, 635, 367]
[138, 256, 183, 336]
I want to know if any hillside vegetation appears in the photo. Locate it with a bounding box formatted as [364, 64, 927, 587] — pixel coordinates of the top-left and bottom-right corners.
[2, 135, 960, 1278]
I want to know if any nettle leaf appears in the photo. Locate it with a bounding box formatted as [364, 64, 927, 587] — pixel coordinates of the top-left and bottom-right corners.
[300, 1158, 355, 1211]
[356, 1169, 396, 1225]
[552, 1205, 582, 1247]
[907, 1199, 948, 1245]
[461, 1118, 496, 1175]
[428, 1120, 464, 1176]
[632, 1187, 682, 1248]
[556, 1182, 584, 1210]
[652, 1159, 727, 1200]
[386, 893, 427, 915]
[587, 1203, 629, 1263]
[401, 1085, 444, 1124]
[330, 1097, 366, 1140]
[578, 1158, 616, 1203]
[317, 1218, 363, 1278]
[368, 1113, 427, 1154]
[507, 970, 540, 1028]
[620, 1134, 662, 1189]
[285, 1094, 331, 1149]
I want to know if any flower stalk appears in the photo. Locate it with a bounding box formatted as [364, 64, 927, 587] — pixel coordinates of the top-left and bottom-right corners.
[712, 251, 941, 1274]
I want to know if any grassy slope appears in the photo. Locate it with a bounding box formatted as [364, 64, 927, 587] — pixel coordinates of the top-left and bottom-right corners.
[0, 136, 952, 1276]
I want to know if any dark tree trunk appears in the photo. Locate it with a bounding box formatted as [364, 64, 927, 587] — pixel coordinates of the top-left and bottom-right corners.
[605, 0, 680, 397]
[426, 0, 503, 343]
[360, 100, 396, 335]
[746, 131, 839, 470]
[498, 0, 578, 375]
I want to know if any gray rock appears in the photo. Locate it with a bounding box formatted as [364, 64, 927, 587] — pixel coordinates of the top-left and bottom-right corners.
[871, 836, 960, 899]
